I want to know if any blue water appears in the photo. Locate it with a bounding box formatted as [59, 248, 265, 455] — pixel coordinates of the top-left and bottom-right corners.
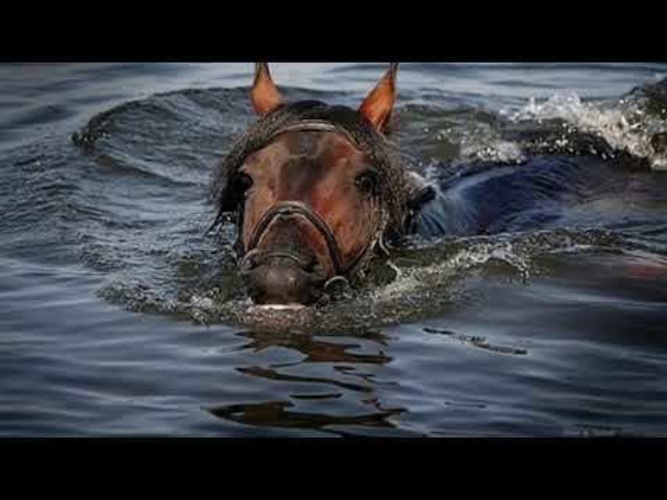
[1, 63, 667, 436]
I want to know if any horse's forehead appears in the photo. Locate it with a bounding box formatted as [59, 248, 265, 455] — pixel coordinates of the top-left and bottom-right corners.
[282, 131, 328, 156]
[255, 131, 362, 165]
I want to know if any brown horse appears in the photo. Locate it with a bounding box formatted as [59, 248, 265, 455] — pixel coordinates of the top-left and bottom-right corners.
[212, 63, 433, 306]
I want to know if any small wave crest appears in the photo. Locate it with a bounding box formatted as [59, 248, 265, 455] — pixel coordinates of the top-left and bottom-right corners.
[98, 227, 629, 332]
[507, 89, 667, 170]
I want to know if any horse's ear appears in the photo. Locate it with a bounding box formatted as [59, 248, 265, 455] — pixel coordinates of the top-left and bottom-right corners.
[250, 63, 284, 115]
[359, 63, 398, 133]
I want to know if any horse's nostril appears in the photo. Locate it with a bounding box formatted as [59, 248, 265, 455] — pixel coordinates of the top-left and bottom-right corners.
[302, 255, 319, 273]
[240, 250, 260, 274]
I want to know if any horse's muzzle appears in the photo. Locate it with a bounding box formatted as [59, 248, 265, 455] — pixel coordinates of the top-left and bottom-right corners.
[242, 253, 325, 305]
[239, 202, 344, 306]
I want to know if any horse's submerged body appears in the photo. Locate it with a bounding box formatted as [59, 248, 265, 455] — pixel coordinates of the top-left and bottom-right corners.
[415, 154, 628, 239]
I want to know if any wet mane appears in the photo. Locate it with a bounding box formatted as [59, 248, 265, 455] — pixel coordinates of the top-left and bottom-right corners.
[211, 100, 413, 239]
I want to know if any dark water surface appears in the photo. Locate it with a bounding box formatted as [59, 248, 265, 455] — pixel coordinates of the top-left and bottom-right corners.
[1, 63, 667, 437]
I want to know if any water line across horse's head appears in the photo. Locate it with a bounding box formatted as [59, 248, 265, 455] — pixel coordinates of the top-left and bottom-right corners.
[211, 63, 434, 306]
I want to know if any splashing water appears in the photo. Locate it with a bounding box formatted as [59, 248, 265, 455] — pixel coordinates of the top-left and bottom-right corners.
[97, 224, 630, 334]
[508, 91, 667, 170]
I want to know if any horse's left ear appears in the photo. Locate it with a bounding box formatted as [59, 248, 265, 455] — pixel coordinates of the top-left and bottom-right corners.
[359, 63, 398, 133]
[250, 63, 284, 115]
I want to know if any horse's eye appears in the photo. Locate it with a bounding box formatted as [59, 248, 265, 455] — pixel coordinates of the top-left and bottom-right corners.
[355, 169, 380, 196]
[238, 173, 254, 192]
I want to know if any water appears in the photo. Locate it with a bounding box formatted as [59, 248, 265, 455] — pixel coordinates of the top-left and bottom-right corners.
[1, 63, 667, 437]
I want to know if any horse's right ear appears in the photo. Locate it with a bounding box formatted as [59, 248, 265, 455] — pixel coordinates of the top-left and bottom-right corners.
[250, 63, 284, 115]
[359, 63, 399, 134]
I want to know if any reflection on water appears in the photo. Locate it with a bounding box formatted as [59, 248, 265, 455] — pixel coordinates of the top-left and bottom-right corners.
[206, 330, 405, 436]
[237, 330, 392, 365]
[209, 401, 404, 435]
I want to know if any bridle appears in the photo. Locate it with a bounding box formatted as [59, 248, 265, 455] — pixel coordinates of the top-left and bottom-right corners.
[240, 200, 385, 281]
[235, 119, 390, 283]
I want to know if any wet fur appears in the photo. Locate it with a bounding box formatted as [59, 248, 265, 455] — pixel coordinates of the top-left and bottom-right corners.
[211, 100, 430, 248]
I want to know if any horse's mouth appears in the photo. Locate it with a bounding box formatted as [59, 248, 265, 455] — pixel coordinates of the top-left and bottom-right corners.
[247, 303, 309, 314]
[242, 253, 327, 306]
[238, 201, 378, 306]
[237, 203, 342, 306]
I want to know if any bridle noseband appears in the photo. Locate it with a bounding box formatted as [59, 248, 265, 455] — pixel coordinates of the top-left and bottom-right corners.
[241, 201, 348, 276]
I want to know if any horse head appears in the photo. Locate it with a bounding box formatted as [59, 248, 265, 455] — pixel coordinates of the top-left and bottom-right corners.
[212, 63, 434, 305]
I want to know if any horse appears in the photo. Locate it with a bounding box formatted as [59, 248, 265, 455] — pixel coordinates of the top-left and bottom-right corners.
[212, 63, 434, 306]
[211, 63, 640, 308]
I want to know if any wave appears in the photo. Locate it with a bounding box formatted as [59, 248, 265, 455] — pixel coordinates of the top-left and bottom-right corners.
[63, 81, 667, 329]
[505, 82, 667, 170]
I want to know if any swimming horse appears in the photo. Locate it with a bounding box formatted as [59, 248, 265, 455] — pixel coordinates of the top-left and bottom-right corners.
[211, 62, 615, 306]
[212, 62, 437, 306]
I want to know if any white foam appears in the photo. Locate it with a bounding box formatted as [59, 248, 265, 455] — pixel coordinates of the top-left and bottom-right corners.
[508, 91, 667, 170]
[462, 140, 525, 164]
[440, 121, 526, 164]
[371, 239, 532, 303]
[247, 304, 307, 312]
